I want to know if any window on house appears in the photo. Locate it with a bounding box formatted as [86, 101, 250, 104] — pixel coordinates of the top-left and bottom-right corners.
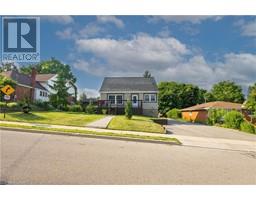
[144, 94, 150, 102]
[40, 91, 42, 96]
[150, 94, 156, 102]
[116, 95, 123, 105]
[144, 94, 156, 102]
[108, 95, 115, 104]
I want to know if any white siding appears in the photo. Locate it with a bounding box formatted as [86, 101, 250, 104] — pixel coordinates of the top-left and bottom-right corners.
[34, 88, 49, 102]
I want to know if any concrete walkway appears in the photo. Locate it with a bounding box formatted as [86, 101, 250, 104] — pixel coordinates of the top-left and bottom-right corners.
[0, 120, 256, 152]
[85, 116, 114, 128]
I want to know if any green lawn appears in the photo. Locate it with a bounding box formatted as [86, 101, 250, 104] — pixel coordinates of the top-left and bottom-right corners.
[0, 111, 104, 127]
[107, 115, 165, 134]
[0, 123, 181, 144]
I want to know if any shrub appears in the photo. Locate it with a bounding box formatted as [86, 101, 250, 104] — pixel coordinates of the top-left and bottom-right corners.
[240, 121, 255, 134]
[22, 103, 31, 114]
[85, 103, 96, 114]
[125, 101, 133, 119]
[68, 104, 82, 112]
[7, 102, 19, 109]
[166, 108, 181, 119]
[207, 109, 227, 125]
[224, 111, 244, 129]
[0, 101, 6, 108]
[102, 109, 107, 115]
[34, 100, 54, 111]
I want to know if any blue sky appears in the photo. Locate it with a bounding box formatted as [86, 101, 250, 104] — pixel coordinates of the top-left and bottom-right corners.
[3, 16, 256, 97]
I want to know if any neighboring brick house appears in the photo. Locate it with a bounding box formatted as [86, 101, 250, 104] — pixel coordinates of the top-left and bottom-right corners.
[99, 77, 159, 116]
[181, 101, 244, 123]
[1, 69, 49, 102]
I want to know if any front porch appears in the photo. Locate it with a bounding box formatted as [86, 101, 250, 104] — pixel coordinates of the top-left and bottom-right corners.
[98, 100, 143, 115]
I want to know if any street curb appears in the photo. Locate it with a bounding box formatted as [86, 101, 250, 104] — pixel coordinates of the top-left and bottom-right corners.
[0, 126, 181, 146]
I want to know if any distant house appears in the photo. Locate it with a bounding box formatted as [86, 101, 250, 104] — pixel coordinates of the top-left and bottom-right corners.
[36, 74, 58, 94]
[99, 77, 158, 116]
[36, 73, 76, 104]
[181, 101, 243, 123]
[1, 69, 49, 102]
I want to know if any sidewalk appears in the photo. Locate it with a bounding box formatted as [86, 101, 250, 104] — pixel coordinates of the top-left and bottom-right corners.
[0, 120, 256, 152]
[86, 116, 114, 128]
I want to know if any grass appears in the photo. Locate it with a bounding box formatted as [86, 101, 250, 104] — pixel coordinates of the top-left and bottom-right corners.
[0, 111, 104, 127]
[0, 123, 181, 144]
[107, 115, 165, 134]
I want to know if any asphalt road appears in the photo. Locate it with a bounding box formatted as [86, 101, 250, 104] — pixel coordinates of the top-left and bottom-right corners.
[1, 129, 256, 184]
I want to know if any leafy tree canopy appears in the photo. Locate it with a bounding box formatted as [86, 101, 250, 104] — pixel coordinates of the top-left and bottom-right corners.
[210, 80, 245, 103]
[20, 57, 76, 83]
[0, 62, 18, 73]
[158, 81, 207, 114]
[245, 83, 256, 114]
[20, 58, 77, 101]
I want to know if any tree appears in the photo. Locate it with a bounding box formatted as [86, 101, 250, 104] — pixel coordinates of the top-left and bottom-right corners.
[245, 83, 256, 114]
[49, 73, 70, 110]
[79, 92, 87, 103]
[0, 62, 18, 73]
[143, 70, 152, 78]
[158, 81, 206, 114]
[20, 58, 78, 102]
[204, 92, 215, 102]
[125, 101, 133, 119]
[210, 80, 245, 103]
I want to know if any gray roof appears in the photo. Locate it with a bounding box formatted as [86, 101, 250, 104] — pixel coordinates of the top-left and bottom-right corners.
[100, 77, 158, 92]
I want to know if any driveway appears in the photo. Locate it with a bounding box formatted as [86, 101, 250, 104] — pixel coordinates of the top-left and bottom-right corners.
[1, 129, 256, 184]
[165, 119, 256, 152]
[166, 119, 256, 141]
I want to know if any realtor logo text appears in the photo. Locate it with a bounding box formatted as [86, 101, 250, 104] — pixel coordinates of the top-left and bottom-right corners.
[1, 17, 40, 62]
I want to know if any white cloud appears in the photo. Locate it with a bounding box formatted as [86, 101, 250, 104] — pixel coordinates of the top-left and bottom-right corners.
[75, 34, 190, 73]
[239, 19, 256, 37]
[56, 23, 105, 40]
[148, 16, 222, 24]
[158, 26, 171, 37]
[73, 33, 256, 92]
[56, 27, 73, 39]
[42, 16, 74, 24]
[78, 88, 100, 98]
[79, 23, 105, 38]
[97, 16, 124, 28]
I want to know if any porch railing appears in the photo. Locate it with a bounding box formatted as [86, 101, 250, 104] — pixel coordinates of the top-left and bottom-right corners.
[98, 100, 143, 115]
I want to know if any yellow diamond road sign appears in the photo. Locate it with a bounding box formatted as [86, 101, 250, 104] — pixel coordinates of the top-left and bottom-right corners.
[1, 85, 15, 95]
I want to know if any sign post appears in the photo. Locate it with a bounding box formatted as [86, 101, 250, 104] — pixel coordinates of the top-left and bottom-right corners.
[1, 85, 15, 119]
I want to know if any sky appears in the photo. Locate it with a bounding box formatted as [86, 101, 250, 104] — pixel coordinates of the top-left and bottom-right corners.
[3, 16, 256, 97]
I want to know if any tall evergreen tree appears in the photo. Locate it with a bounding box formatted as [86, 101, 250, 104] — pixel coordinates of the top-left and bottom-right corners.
[143, 70, 152, 78]
[49, 73, 70, 109]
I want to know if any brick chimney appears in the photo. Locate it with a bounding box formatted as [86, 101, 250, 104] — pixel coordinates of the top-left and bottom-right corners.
[31, 68, 37, 102]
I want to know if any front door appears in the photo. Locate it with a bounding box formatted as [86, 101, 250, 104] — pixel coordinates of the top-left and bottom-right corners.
[131, 94, 139, 108]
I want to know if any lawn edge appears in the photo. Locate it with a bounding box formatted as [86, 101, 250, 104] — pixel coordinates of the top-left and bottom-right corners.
[0, 124, 181, 145]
